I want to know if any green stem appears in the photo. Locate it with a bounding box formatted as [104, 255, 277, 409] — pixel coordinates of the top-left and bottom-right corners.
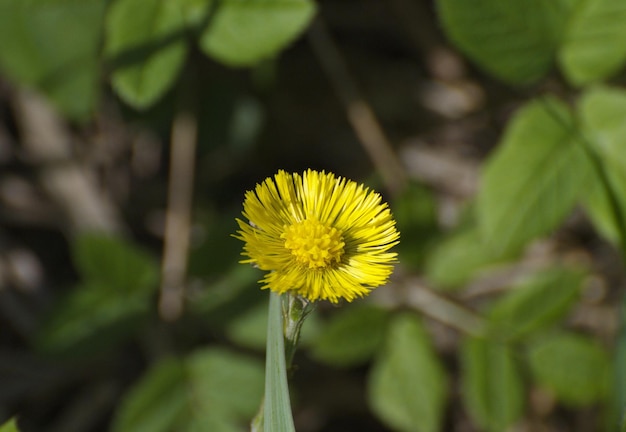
[282, 293, 314, 368]
[251, 293, 313, 431]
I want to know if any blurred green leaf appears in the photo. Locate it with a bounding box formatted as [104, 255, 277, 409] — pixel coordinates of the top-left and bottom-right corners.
[579, 86, 626, 172]
[36, 281, 148, 355]
[488, 267, 585, 341]
[425, 225, 517, 290]
[226, 299, 269, 350]
[461, 337, 524, 432]
[189, 265, 267, 332]
[310, 304, 389, 368]
[189, 263, 267, 342]
[112, 348, 264, 432]
[73, 232, 159, 294]
[578, 86, 626, 243]
[477, 97, 591, 253]
[105, 0, 189, 109]
[186, 348, 264, 420]
[0, 0, 105, 120]
[559, 0, 626, 85]
[189, 212, 270, 326]
[36, 233, 159, 354]
[0, 418, 20, 432]
[180, 0, 213, 29]
[368, 314, 448, 432]
[199, 0, 316, 67]
[580, 157, 626, 244]
[393, 182, 440, 269]
[112, 358, 188, 432]
[229, 97, 265, 152]
[527, 332, 610, 407]
[437, 0, 574, 85]
[184, 417, 240, 432]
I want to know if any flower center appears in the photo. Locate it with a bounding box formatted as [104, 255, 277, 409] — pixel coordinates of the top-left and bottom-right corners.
[282, 219, 345, 269]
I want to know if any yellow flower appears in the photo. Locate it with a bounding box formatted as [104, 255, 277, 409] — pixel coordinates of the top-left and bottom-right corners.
[235, 170, 400, 303]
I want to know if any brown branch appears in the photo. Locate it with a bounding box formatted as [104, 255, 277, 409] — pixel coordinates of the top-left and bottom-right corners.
[307, 18, 408, 196]
[158, 107, 198, 322]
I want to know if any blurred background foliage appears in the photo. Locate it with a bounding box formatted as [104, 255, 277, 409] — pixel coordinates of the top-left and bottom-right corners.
[1, 0, 626, 431]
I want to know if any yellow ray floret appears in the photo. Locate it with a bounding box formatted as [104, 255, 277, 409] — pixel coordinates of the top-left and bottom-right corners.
[235, 169, 400, 303]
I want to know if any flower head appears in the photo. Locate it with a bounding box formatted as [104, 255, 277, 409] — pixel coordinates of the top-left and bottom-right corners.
[235, 170, 400, 303]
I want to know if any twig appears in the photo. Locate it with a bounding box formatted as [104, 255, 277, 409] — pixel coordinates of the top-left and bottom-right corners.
[374, 275, 487, 337]
[403, 277, 487, 337]
[158, 107, 198, 322]
[307, 18, 408, 196]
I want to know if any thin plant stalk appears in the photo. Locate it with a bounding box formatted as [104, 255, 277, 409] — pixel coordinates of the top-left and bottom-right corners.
[251, 292, 314, 431]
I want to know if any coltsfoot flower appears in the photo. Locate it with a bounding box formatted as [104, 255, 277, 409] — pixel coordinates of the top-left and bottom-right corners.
[235, 170, 400, 303]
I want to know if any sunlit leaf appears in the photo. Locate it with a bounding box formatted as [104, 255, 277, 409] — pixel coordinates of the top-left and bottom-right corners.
[527, 332, 610, 406]
[200, 0, 316, 67]
[477, 97, 591, 253]
[105, 0, 189, 108]
[310, 304, 389, 367]
[437, 0, 574, 84]
[461, 337, 524, 432]
[559, 0, 626, 85]
[0, 0, 105, 119]
[0, 418, 20, 432]
[368, 314, 448, 432]
[488, 267, 585, 341]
